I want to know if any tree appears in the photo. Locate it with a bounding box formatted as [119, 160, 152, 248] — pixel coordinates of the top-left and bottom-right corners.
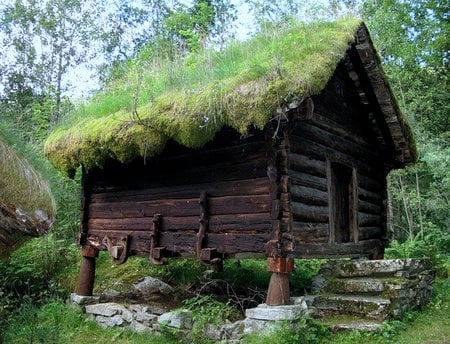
[1, 0, 99, 128]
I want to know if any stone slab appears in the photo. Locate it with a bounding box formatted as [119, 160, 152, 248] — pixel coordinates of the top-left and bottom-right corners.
[157, 309, 193, 329]
[85, 303, 125, 317]
[70, 293, 100, 306]
[245, 303, 307, 321]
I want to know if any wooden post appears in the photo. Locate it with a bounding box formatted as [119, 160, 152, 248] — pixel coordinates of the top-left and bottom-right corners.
[266, 257, 294, 306]
[76, 245, 99, 296]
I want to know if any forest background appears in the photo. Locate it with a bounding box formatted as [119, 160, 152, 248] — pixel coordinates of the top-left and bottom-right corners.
[0, 0, 448, 343]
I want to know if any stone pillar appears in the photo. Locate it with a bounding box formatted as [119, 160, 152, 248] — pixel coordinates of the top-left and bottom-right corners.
[266, 257, 294, 306]
[76, 245, 99, 296]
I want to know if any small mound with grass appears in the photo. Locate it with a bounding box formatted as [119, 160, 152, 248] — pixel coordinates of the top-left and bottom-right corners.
[0, 124, 55, 252]
[45, 17, 362, 176]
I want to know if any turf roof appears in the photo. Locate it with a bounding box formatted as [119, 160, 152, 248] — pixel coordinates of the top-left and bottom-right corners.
[45, 18, 364, 176]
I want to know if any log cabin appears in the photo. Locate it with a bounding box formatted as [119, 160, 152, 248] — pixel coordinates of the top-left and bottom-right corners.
[45, 19, 416, 305]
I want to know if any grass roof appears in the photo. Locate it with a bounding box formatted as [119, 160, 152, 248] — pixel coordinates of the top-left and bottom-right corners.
[0, 125, 55, 247]
[45, 17, 362, 176]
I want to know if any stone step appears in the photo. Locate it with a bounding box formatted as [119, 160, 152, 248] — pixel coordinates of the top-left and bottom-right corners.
[319, 277, 412, 297]
[312, 294, 391, 320]
[319, 315, 383, 332]
[319, 259, 432, 278]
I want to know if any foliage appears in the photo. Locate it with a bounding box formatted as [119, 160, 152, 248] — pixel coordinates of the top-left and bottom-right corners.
[243, 317, 330, 344]
[182, 295, 240, 343]
[45, 17, 361, 175]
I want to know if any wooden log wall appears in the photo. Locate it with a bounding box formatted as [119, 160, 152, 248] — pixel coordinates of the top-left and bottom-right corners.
[290, 63, 387, 257]
[84, 133, 272, 259]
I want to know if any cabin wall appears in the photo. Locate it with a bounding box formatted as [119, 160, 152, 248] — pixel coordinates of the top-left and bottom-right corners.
[289, 63, 387, 258]
[82, 132, 272, 259]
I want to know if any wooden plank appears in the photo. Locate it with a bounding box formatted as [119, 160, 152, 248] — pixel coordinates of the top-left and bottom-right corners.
[89, 194, 271, 219]
[290, 170, 328, 192]
[358, 199, 381, 214]
[358, 212, 381, 227]
[291, 201, 329, 222]
[289, 153, 327, 177]
[294, 121, 381, 164]
[290, 184, 328, 206]
[359, 186, 383, 204]
[87, 230, 269, 255]
[290, 135, 378, 176]
[293, 239, 383, 258]
[292, 222, 329, 243]
[359, 227, 382, 240]
[90, 178, 269, 203]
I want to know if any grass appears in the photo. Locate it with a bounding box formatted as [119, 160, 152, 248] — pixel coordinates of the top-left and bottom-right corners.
[45, 17, 362, 175]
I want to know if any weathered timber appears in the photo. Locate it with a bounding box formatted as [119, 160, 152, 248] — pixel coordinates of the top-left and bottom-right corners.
[291, 201, 329, 223]
[359, 199, 382, 214]
[88, 230, 268, 256]
[89, 194, 271, 219]
[289, 153, 327, 177]
[290, 184, 328, 205]
[359, 227, 382, 241]
[289, 170, 328, 192]
[359, 212, 381, 227]
[292, 222, 329, 243]
[290, 135, 378, 177]
[294, 121, 382, 165]
[90, 178, 269, 203]
[294, 239, 383, 258]
[358, 186, 383, 204]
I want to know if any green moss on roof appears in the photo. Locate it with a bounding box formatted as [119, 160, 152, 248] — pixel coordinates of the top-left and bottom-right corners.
[45, 17, 362, 175]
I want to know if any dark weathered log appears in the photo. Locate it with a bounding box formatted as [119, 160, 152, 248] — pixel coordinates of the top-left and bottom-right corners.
[308, 112, 377, 148]
[88, 230, 269, 256]
[293, 239, 383, 258]
[358, 186, 383, 204]
[290, 135, 378, 176]
[358, 212, 381, 227]
[89, 194, 271, 219]
[358, 199, 381, 214]
[294, 121, 382, 164]
[90, 178, 269, 203]
[359, 226, 382, 240]
[89, 213, 272, 233]
[290, 170, 328, 192]
[358, 174, 384, 193]
[289, 153, 327, 177]
[292, 222, 329, 243]
[291, 201, 329, 222]
[290, 184, 328, 205]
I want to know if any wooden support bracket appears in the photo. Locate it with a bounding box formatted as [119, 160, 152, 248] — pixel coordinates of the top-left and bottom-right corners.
[197, 192, 221, 265]
[149, 213, 167, 265]
[103, 235, 129, 265]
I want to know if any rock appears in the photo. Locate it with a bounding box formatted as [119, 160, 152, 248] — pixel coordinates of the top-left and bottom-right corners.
[243, 318, 281, 335]
[122, 308, 134, 323]
[245, 303, 307, 321]
[85, 303, 125, 317]
[222, 320, 245, 340]
[129, 320, 153, 334]
[158, 310, 193, 329]
[135, 312, 158, 326]
[143, 305, 166, 315]
[96, 315, 124, 328]
[202, 323, 223, 340]
[70, 293, 100, 306]
[133, 277, 174, 296]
